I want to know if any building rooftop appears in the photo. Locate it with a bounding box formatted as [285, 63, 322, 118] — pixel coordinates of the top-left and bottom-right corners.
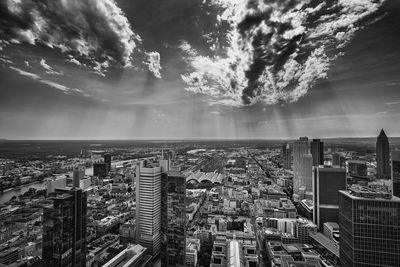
[341, 185, 400, 201]
[309, 232, 339, 258]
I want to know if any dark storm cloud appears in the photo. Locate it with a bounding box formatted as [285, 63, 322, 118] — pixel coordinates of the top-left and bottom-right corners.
[0, 0, 161, 77]
[181, 0, 386, 106]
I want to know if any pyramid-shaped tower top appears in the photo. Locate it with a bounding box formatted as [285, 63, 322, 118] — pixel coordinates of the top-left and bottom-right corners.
[378, 129, 387, 138]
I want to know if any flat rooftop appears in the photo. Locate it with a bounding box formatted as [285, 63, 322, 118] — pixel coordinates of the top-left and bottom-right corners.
[340, 185, 400, 202]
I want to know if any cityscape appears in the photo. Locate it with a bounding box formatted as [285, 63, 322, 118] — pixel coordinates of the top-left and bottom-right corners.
[1, 0, 400, 267]
[0, 135, 399, 267]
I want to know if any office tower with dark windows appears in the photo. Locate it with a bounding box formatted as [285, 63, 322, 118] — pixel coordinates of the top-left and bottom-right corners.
[104, 154, 111, 172]
[376, 129, 390, 179]
[136, 161, 162, 260]
[161, 170, 186, 267]
[42, 187, 87, 267]
[332, 153, 341, 167]
[282, 143, 292, 170]
[93, 163, 108, 178]
[293, 137, 309, 198]
[339, 186, 400, 267]
[310, 139, 324, 166]
[313, 166, 346, 228]
[347, 160, 367, 177]
[392, 150, 400, 198]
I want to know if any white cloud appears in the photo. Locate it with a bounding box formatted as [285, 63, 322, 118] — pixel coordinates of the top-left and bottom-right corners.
[40, 59, 63, 75]
[1, 0, 158, 74]
[9, 66, 82, 94]
[182, 0, 385, 106]
[143, 52, 162, 79]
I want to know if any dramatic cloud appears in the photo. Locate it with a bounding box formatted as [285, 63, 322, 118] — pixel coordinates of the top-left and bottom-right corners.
[143, 52, 162, 79]
[181, 0, 385, 106]
[40, 59, 63, 75]
[0, 0, 161, 77]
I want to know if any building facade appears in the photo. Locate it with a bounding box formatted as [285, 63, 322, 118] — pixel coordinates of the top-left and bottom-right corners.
[293, 137, 309, 197]
[42, 188, 87, 267]
[339, 186, 400, 266]
[376, 129, 390, 179]
[282, 143, 292, 170]
[313, 166, 346, 228]
[136, 162, 162, 259]
[310, 139, 324, 167]
[392, 150, 400, 198]
[161, 171, 186, 267]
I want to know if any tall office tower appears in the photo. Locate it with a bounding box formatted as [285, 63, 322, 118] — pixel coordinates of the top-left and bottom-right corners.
[298, 154, 313, 194]
[93, 163, 108, 178]
[376, 129, 390, 179]
[293, 137, 309, 197]
[313, 166, 346, 228]
[310, 139, 324, 166]
[161, 171, 186, 267]
[332, 153, 341, 167]
[282, 143, 292, 169]
[392, 150, 400, 198]
[104, 154, 111, 173]
[339, 186, 400, 267]
[43, 188, 87, 267]
[73, 167, 85, 188]
[136, 161, 162, 259]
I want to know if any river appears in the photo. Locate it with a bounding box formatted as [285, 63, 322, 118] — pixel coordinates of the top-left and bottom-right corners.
[0, 167, 93, 204]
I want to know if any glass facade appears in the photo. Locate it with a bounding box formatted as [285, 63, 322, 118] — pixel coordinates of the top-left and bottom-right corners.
[393, 158, 400, 198]
[42, 188, 87, 267]
[161, 171, 186, 267]
[339, 191, 400, 267]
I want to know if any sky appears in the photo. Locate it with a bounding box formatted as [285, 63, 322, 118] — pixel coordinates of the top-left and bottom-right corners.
[0, 0, 400, 140]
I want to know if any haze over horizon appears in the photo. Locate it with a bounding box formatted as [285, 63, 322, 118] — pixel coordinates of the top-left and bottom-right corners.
[1, 0, 400, 140]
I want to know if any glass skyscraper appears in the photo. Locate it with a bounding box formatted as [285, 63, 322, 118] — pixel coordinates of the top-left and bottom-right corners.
[161, 170, 186, 267]
[310, 139, 324, 166]
[339, 186, 400, 266]
[42, 188, 87, 267]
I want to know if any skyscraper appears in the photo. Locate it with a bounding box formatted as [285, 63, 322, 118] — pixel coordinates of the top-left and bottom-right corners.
[282, 143, 292, 170]
[161, 171, 186, 267]
[293, 137, 309, 198]
[104, 154, 112, 173]
[331, 153, 341, 167]
[392, 150, 400, 198]
[298, 154, 313, 194]
[339, 186, 400, 266]
[376, 129, 390, 179]
[42, 187, 87, 267]
[310, 139, 324, 166]
[136, 161, 162, 259]
[73, 167, 85, 188]
[313, 166, 346, 228]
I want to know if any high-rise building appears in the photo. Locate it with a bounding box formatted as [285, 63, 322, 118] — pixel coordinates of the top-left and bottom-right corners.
[339, 186, 400, 266]
[392, 150, 400, 198]
[331, 153, 341, 167]
[282, 143, 292, 169]
[93, 163, 108, 178]
[313, 166, 346, 228]
[376, 129, 390, 179]
[104, 154, 112, 173]
[347, 160, 367, 177]
[136, 161, 162, 259]
[310, 139, 324, 166]
[73, 167, 85, 188]
[161, 171, 186, 267]
[293, 137, 309, 197]
[42, 187, 87, 267]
